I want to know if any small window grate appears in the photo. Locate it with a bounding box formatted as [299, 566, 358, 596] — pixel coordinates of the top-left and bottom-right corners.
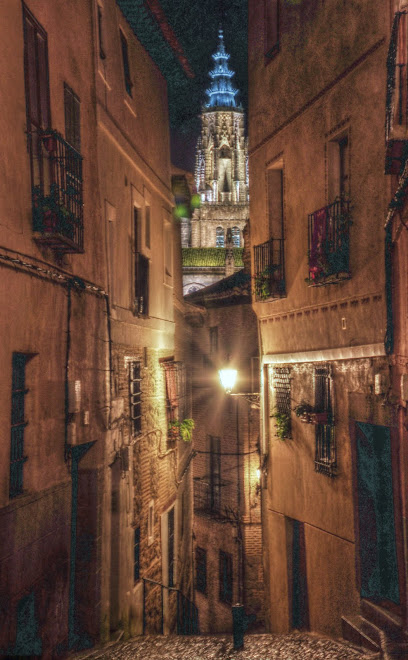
[314, 366, 336, 477]
[271, 366, 291, 438]
[129, 361, 142, 436]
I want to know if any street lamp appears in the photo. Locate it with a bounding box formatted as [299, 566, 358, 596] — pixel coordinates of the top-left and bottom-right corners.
[218, 367, 261, 409]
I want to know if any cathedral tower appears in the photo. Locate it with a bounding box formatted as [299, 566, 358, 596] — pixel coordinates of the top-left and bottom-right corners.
[182, 29, 249, 294]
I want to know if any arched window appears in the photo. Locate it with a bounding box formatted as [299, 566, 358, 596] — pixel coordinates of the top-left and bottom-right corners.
[216, 227, 225, 247]
[232, 226, 240, 247]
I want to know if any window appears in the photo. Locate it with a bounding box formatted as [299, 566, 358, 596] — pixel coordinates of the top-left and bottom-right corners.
[265, 0, 280, 59]
[163, 361, 188, 423]
[219, 550, 233, 604]
[209, 436, 221, 513]
[145, 204, 151, 250]
[134, 207, 149, 316]
[270, 366, 291, 438]
[120, 30, 132, 96]
[195, 547, 207, 594]
[23, 5, 50, 186]
[10, 354, 29, 498]
[133, 527, 140, 582]
[209, 327, 218, 355]
[164, 215, 173, 283]
[168, 507, 175, 588]
[267, 165, 284, 239]
[129, 360, 142, 435]
[328, 132, 350, 201]
[97, 4, 106, 59]
[231, 227, 241, 247]
[64, 85, 81, 153]
[314, 366, 336, 476]
[216, 227, 225, 247]
[148, 500, 154, 545]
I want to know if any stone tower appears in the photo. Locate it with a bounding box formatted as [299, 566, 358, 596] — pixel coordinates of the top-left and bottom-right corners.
[182, 29, 249, 295]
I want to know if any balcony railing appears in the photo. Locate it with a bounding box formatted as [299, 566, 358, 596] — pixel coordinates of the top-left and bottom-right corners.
[385, 11, 408, 174]
[253, 237, 285, 301]
[307, 198, 351, 286]
[31, 130, 84, 252]
[134, 252, 149, 316]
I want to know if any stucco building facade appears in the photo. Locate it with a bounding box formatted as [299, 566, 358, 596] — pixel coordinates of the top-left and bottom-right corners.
[0, 1, 194, 656]
[248, 0, 408, 653]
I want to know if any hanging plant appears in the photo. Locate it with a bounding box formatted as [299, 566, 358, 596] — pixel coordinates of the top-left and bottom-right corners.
[271, 410, 291, 440]
[168, 418, 195, 442]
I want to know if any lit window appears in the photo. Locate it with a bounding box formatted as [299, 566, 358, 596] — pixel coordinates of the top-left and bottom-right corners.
[232, 226, 240, 247]
[216, 227, 225, 247]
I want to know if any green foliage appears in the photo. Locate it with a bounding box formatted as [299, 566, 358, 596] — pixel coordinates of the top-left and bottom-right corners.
[168, 418, 195, 442]
[271, 410, 291, 440]
[293, 400, 314, 417]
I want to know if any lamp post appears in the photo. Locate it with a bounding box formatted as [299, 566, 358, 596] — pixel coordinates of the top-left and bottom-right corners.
[218, 368, 261, 409]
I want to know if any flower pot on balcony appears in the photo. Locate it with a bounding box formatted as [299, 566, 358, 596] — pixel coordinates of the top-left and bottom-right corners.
[43, 209, 57, 233]
[42, 133, 57, 153]
[310, 412, 330, 425]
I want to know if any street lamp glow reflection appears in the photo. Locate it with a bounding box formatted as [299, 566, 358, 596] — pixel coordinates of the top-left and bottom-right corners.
[219, 368, 237, 393]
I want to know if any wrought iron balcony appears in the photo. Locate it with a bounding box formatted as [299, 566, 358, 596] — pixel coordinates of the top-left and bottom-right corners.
[385, 11, 408, 174]
[307, 198, 351, 286]
[31, 130, 84, 252]
[253, 237, 285, 301]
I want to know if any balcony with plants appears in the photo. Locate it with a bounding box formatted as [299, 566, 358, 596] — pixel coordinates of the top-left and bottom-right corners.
[253, 237, 285, 301]
[31, 130, 84, 253]
[385, 10, 408, 174]
[306, 198, 351, 286]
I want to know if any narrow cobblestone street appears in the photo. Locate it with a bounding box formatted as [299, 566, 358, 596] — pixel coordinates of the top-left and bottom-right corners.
[74, 632, 377, 660]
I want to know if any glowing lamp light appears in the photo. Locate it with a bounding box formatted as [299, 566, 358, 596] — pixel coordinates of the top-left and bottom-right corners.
[219, 368, 237, 393]
[256, 469, 261, 481]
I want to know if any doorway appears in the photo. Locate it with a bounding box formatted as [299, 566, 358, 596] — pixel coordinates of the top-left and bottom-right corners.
[355, 422, 399, 604]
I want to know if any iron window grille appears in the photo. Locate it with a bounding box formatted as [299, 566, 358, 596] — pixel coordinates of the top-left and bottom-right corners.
[219, 550, 233, 604]
[271, 366, 291, 438]
[195, 547, 207, 594]
[232, 226, 241, 247]
[253, 237, 285, 300]
[314, 366, 336, 477]
[307, 199, 351, 286]
[164, 361, 188, 423]
[129, 361, 142, 435]
[10, 354, 29, 498]
[134, 527, 140, 582]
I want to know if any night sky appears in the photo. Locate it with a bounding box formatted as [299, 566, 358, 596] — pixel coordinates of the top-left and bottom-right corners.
[119, 0, 248, 172]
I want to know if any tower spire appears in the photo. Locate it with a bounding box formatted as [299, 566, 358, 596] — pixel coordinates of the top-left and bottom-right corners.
[205, 28, 239, 108]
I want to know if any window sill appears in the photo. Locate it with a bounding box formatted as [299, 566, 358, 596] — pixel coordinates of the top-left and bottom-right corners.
[124, 98, 137, 118]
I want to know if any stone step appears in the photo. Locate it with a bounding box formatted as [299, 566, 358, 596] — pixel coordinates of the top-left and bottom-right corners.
[360, 600, 405, 641]
[341, 615, 380, 653]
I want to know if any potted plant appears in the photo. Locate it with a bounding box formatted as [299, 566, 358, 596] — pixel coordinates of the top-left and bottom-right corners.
[293, 400, 314, 423]
[168, 418, 195, 442]
[271, 410, 291, 440]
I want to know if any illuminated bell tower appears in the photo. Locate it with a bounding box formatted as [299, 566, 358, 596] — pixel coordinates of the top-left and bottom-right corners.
[191, 29, 249, 247]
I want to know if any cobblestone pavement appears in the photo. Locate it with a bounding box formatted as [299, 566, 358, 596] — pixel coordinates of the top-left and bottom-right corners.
[74, 632, 378, 660]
